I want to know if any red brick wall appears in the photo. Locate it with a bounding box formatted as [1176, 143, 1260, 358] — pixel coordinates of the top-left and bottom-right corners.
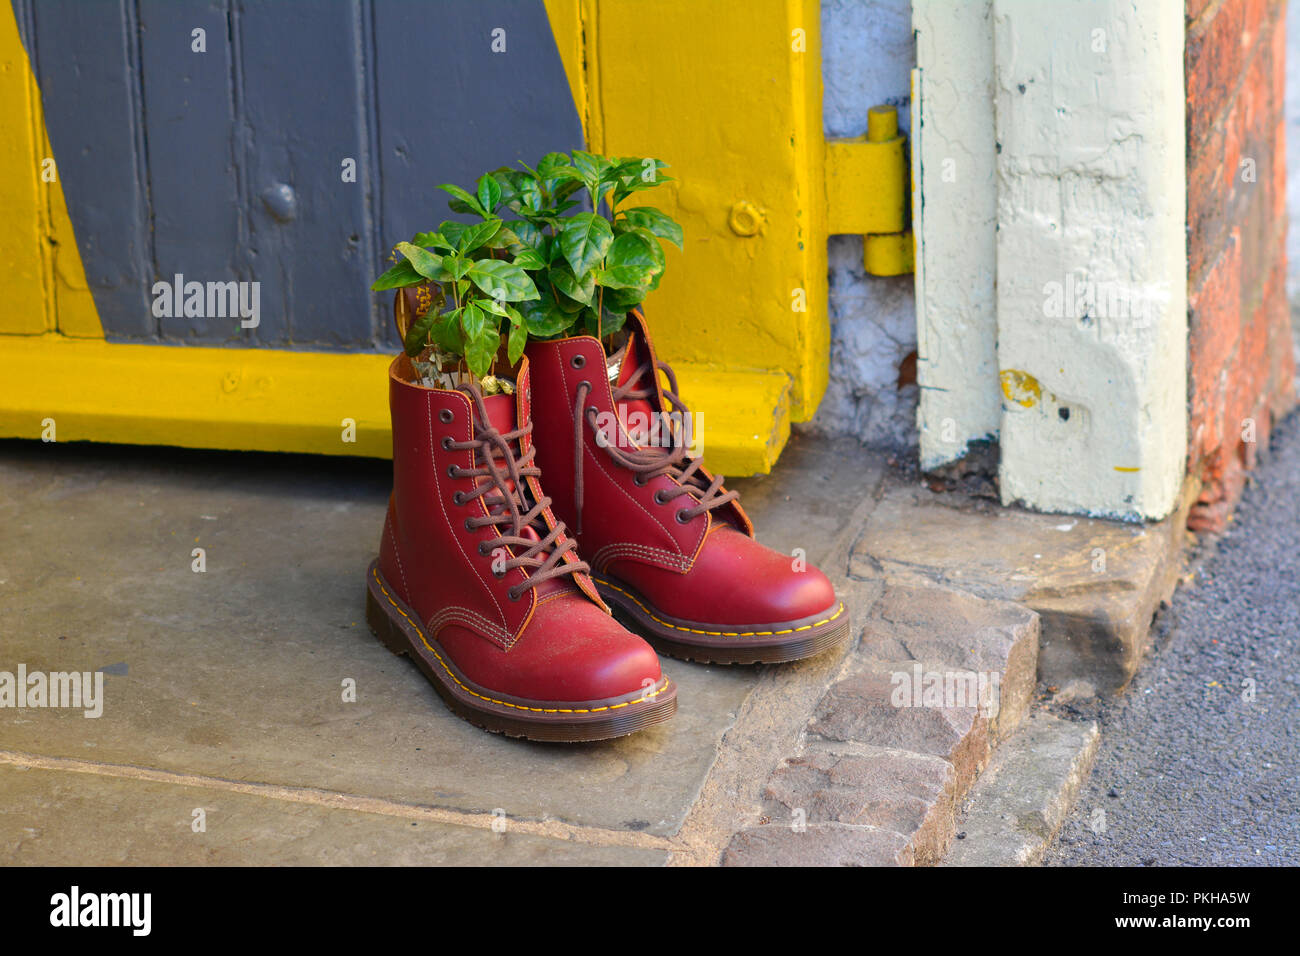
[1186, 0, 1297, 533]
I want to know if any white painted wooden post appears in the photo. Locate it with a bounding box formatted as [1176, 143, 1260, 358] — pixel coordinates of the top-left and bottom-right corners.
[912, 0, 1000, 472]
[992, 0, 1186, 520]
[911, 0, 1187, 520]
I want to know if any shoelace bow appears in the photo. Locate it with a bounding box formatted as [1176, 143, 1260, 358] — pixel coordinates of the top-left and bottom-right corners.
[573, 356, 738, 531]
[448, 384, 588, 601]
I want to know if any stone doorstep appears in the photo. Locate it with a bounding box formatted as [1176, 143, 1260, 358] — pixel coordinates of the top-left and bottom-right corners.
[849, 475, 1197, 693]
[722, 578, 1040, 867]
[720, 466, 1194, 865]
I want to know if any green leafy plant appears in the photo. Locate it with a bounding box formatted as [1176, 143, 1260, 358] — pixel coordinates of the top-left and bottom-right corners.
[372, 150, 682, 380]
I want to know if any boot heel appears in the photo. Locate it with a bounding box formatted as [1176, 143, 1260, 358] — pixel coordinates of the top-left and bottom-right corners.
[365, 580, 409, 658]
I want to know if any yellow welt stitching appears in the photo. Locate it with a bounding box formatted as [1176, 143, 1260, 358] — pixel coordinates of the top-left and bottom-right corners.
[372, 570, 669, 714]
[596, 579, 846, 637]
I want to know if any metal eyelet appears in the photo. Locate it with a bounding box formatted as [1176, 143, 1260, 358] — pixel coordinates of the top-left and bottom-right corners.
[493, 568, 505, 579]
[571, 354, 586, 369]
[506, 588, 522, 602]
[463, 519, 475, 532]
[439, 409, 454, 424]
[675, 510, 691, 524]
[441, 436, 453, 450]
[633, 475, 647, 487]
[478, 541, 491, 556]
[447, 465, 459, 479]
[653, 490, 669, 505]
[452, 491, 466, 506]
[586, 406, 599, 417]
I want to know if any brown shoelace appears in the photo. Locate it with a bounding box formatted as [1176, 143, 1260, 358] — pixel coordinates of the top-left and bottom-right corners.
[573, 356, 738, 532]
[448, 384, 588, 601]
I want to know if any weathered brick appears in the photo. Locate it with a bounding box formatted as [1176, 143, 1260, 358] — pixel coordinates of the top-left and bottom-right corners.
[1186, 0, 1251, 154]
[1185, 0, 1291, 527]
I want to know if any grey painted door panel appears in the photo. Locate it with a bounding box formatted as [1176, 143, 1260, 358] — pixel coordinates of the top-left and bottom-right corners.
[139, 0, 243, 343]
[16, 0, 583, 351]
[238, 0, 377, 347]
[21, 0, 155, 337]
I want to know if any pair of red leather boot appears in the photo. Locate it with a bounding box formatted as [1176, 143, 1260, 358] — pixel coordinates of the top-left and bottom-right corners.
[366, 296, 850, 741]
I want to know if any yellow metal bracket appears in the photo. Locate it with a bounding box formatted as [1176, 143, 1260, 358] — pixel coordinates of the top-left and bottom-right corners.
[825, 104, 914, 276]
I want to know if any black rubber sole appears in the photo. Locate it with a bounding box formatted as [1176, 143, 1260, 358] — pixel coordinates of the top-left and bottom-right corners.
[593, 575, 852, 665]
[365, 562, 676, 742]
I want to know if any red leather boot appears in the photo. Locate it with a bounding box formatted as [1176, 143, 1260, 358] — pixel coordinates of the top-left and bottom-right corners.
[366, 346, 676, 741]
[524, 312, 850, 664]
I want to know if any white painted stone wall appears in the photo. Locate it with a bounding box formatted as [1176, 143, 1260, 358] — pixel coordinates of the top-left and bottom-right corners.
[813, 0, 918, 448]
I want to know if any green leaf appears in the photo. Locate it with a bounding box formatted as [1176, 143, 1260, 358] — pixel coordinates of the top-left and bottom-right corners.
[560, 212, 613, 278]
[460, 301, 488, 342]
[411, 230, 454, 252]
[611, 158, 673, 204]
[457, 218, 503, 254]
[599, 308, 628, 338]
[554, 289, 586, 314]
[571, 150, 610, 191]
[507, 321, 527, 366]
[606, 229, 665, 275]
[403, 308, 439, 356]
[371, 258, 422, 291]
[517, 288, 575, 338]
[518, 178, 543, 212]
[431, 308, 464, 354]
[444, 254, 471, 281]
[594, 264, 653, 290]
[603, 286, 647, 311]
[505, 220, 543, 250]
[490, 168, 525, 206]
[510, 246, 547, 271]
[438, 183, 487, 217]
[618, 207, 683, 249]
[438, 221, 468, 249]
[483, 223, 521, 250]
[465, 324, 500, 378]
[476, 174, 502, 215]
[537, 152, 570, 174]
[467, 259, 540, 302]
[394, 242, 449, 282]
[477, 296, 512, 318]
[579, 305, 628, 339]
[548, 262, 595, 305]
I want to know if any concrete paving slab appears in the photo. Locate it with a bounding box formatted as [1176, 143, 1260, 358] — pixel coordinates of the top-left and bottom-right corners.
[0, 764, 666, 866]
[0, 441, 753, 837]
[727, 432, 887, 572]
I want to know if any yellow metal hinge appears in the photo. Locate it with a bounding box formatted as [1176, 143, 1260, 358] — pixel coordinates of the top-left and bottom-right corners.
[825, 104, 913, 276]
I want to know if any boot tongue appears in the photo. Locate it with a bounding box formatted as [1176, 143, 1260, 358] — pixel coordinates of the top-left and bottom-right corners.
[481, 393, 516, 436]
[612, 331, 660, 446]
